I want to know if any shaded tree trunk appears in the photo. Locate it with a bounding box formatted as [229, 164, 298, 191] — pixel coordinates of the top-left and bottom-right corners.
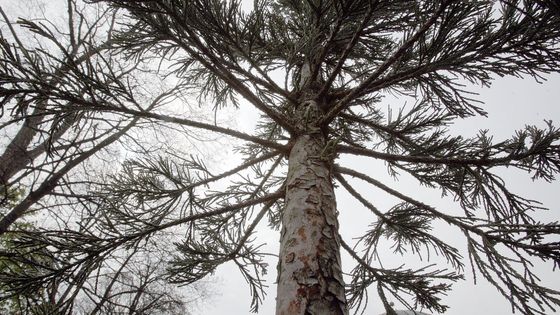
[276, 124, 347, 314]
[0, 104, 46, 186]
[0, 115, 138, 234]
[0, 99, 79, 188]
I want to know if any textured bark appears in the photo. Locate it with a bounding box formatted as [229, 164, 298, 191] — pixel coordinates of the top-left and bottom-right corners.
[276, 132, 347, 315]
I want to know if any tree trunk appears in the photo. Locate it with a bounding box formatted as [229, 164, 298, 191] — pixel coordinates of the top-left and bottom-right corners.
[276, 128, 347, 314]
[0, 105, 45, 186]
[0, 108, 76, 186]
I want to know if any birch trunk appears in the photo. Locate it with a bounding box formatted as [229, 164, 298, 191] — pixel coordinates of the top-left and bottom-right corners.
[276, 129, 347, 315]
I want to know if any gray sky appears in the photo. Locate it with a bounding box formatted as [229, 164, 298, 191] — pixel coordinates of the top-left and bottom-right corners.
[206, 74, 560, 315]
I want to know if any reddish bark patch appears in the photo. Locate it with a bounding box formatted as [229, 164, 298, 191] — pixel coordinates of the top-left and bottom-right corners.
[297, 226, 307, 241]
[288, 299, 302, 314]
[299, 253, 310, 266]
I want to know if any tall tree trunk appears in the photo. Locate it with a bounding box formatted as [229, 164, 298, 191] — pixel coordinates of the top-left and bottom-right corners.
[276, 127, 347, 314]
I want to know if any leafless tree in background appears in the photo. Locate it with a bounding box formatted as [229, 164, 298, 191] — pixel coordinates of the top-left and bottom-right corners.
[0, 1, 208, 313]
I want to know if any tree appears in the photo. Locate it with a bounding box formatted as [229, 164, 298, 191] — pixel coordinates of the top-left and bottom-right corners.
[0, 187, 53, 314]
[1, 1, 560, 315]
[0, 1, 208, 313]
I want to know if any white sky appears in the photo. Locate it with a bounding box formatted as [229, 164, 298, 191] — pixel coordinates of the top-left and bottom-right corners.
[209, 74, 560, 315]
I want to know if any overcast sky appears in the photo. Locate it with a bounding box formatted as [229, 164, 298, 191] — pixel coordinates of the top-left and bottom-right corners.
[1, 1, 559, 314]
[204, 72, 560, 315]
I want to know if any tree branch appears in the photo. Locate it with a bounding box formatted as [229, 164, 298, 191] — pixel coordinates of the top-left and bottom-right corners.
[320, 0, 452, 124]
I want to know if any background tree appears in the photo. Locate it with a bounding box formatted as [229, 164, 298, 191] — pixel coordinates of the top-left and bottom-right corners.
[0, 1, 209, 313]
[1, 1, 560, 315]
[0, 186, 53, 314]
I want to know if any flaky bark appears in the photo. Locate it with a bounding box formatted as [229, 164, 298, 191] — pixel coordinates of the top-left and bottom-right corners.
[276, 130, 347, 315]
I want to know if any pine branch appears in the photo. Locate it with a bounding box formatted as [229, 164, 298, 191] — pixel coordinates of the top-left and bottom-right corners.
[320, 0, 452, 124]
[335, 171, 463, 268]
[337, 164, 560, 314]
